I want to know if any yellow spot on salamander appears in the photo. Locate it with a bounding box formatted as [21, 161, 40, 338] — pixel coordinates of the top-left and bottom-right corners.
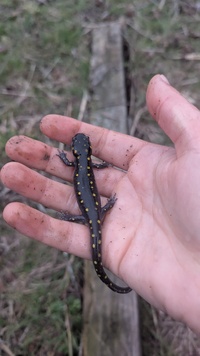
[98, 240, 102, 245]
[76, 173, 79, 177]
[78, 192, 81, 195]
[93, 193, 96, 197]
[97, 220, 100, 224]
[85, 208, 89, 212]
[89, 220, 92, 224]
[92, 233, 95, 238]
[95, 202, 99, 206]
[92, 243, 95, 248]
[87, 173, 90, 177]
[94, 261, 97, 265]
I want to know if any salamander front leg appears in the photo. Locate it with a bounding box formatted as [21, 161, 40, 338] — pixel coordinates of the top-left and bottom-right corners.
[57, 150, 75, 167]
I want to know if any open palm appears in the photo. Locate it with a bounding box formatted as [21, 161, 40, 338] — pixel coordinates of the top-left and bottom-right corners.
[2, 74, 200, 333]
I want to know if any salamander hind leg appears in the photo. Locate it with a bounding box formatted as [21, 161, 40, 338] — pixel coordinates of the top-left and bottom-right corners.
[92, 161, 111, 169]
[101, 194, 117, 219]
[59, 212, 86, 225]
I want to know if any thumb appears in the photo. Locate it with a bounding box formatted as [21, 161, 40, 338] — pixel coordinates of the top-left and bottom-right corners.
[146, 74, 200, 155]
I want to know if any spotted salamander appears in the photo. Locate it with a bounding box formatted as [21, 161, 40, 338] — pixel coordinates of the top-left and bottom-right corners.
[58, 133, 132, 294]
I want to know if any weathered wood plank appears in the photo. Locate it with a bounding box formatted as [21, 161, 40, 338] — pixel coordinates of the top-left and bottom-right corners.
[89, 22, 127, 132]
[83, 22, 141, 356]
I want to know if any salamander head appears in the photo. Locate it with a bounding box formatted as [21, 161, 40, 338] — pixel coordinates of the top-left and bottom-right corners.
[71, 133, 92, 157]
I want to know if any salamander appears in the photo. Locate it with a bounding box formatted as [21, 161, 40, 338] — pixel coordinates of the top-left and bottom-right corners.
[58, 133, 132, 294]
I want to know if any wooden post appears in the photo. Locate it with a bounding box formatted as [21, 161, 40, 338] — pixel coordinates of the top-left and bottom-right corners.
[83, 23, 141, 356]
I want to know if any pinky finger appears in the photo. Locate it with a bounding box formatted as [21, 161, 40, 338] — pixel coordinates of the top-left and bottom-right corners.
[3, 202, 90, 259]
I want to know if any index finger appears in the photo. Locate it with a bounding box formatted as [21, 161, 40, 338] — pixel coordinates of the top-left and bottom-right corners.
[40, 115, 147, 170]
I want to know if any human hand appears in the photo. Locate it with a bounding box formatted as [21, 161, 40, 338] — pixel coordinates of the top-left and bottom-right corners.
[2, 74, 200, 332]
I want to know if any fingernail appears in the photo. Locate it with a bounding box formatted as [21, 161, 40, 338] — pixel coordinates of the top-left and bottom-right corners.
[160, 74, 169, 84]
